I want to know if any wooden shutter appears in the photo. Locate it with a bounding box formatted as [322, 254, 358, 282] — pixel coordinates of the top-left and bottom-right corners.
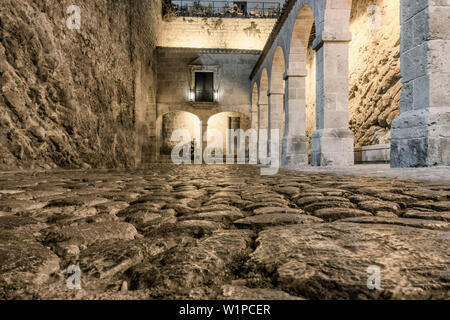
[195, 72, 214, 102]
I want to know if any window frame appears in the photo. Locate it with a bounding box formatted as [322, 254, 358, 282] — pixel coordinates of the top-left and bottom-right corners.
[194, 71, 214, 103]
[189, 63, 220, 104]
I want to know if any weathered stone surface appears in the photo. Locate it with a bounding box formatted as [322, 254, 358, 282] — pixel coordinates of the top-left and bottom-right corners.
[340, 216, 450, 231]
[413, 201, 450, 212]
[348, 0, 401, 148]
[0, 215, 39, 230]
[247, 222, 450, 299]
[234, 214, 323, 228]
[313, 208, 373, 222]
[219, 285, 303, 300]
[253, 207, 304, 215]
[79, 240, 144, 279]
[183, 210, 244, 223]
[0, 0, 161, 169]
[402, 209, 450, 222]
[0, 166, 449, 300]
[358, 200, 401, 214]
[0, 237, 60, 286]
[127, 230, 253, 296]
[44, 222, 138, 247]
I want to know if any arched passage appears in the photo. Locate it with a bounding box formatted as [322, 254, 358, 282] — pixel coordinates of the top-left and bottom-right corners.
[282, 4, 315, 166]
[269, 46, 286, 159]
[156, 111, 201, 160]
[207, 112, 251, 161]
[309, 0, 354, 166]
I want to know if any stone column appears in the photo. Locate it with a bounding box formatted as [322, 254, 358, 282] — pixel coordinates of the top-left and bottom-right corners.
[268, 91, 284, 159]
[282, 71, 308, 166]
[311, 34, 354, 166]
[194, 121, 208, 164]
[251, 108, 258, 131]
[258, 102, 269, 162]
[390, 0, 450, 167]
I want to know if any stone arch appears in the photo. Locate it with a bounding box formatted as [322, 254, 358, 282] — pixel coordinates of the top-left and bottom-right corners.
[281, 3, 316, 166]
[270, 46, 286, 94]
[206, 111, 251, 159]
[288, 4, 315, 76]
[155, 111, 201, 160]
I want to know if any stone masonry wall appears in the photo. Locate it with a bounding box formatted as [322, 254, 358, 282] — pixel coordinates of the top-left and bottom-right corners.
[305, 44, 316, 144]
[348, 0, 402, 148]
[158, 17, 276, 50]
[156, 48, 260, 120]
[0, 0, 161, 170]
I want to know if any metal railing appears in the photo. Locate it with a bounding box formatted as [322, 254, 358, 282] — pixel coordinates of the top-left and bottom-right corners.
[164, 1, 282, 18]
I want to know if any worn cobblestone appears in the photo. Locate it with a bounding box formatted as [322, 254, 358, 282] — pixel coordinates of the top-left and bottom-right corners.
[0, 164, 449, 299]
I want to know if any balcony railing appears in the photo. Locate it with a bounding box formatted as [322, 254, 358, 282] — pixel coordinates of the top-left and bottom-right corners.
[163, 1, 282, 19]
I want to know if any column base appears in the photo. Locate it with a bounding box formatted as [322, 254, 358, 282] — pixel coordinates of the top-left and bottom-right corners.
[311, 128, 354, 166]
[281, 135, 308, 167]
[391, 110, 450, 167]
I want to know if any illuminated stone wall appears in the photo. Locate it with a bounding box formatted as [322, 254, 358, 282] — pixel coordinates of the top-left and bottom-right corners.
[158, 17, 277, 50]
[207, 112, 251, 154]
[305, 44, 316, 145]
[0, 0, 161, 169]
[348, 0, 401, 148]
[156, 47, 260, 121]
[160, 111, 201, 155]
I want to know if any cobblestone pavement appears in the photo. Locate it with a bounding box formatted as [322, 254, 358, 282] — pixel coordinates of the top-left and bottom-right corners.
[0, 165, 449, 300]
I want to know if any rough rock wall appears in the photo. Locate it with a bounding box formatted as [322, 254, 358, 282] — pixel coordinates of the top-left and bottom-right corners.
[0, 0, 161, 170]
[348, 0, 401, 148]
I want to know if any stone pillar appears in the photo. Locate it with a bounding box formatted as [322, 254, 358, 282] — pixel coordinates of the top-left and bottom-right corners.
[258, 102, 269, 162]
[390, 0, 450, 167]
[194, 121, 208, 164]
[311, 34, 354, 166]
[268, 91, 284, 158]
[282, 72, 309, 166]
[251, 108, 258, 131]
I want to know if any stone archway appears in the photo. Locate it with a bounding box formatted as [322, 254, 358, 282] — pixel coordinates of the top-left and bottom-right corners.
[156, 111, 201, 160]
[206, 111, 251, 162]
[283, 4, 315, 166]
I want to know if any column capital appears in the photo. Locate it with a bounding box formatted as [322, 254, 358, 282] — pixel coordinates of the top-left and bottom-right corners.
[312, 31, 352, 50]
[267, 91, 284, 96]
[283, 71, 307, 80]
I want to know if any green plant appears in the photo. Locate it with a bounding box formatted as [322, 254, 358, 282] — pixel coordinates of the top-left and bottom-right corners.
[243, 22, 261, 37]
